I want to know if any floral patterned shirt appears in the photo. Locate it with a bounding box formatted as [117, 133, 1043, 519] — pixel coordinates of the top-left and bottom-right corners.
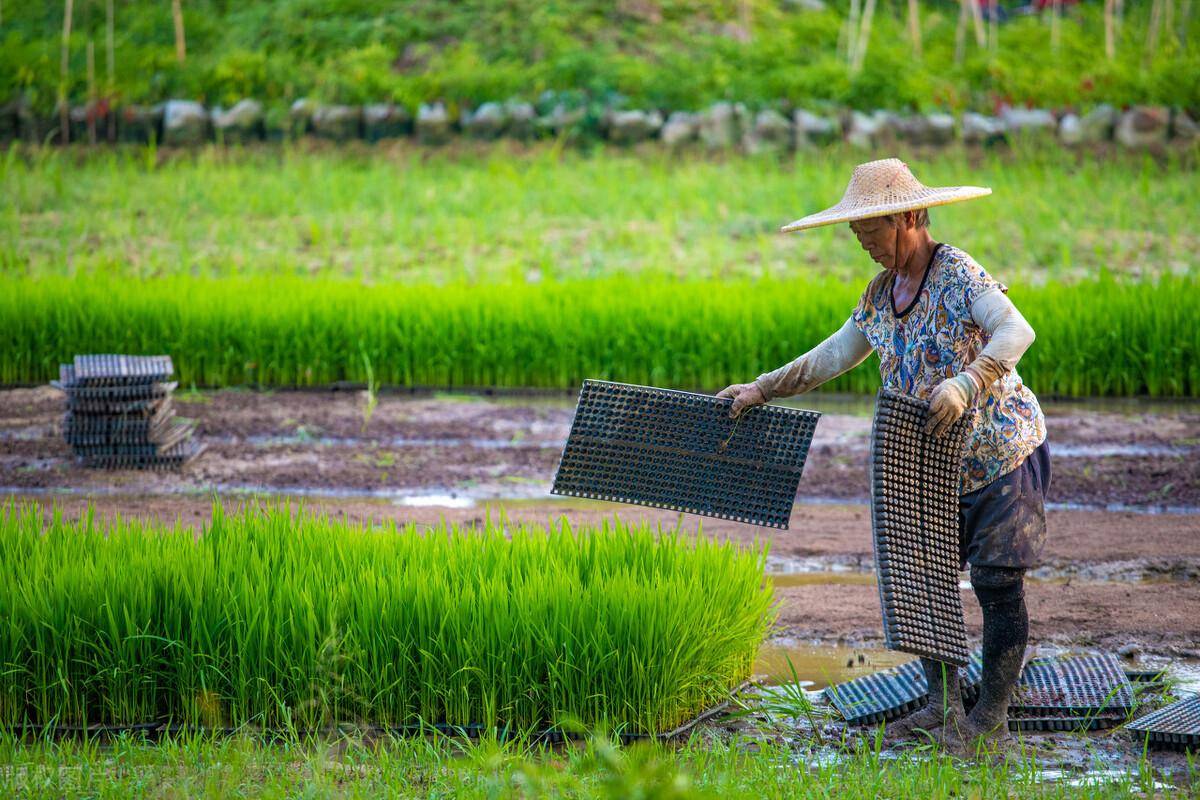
[852, 243, 1046, 494]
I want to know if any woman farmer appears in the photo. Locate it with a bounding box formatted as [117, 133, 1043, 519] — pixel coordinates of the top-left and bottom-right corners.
[718, 158, 1050, 751]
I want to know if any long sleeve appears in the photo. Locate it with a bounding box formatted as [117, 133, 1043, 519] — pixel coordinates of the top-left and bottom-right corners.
[753, 316, 874, 402]
[963, 287, 1036, 394]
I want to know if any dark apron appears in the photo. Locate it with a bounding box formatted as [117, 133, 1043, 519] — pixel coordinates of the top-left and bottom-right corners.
[958, 439, 1051, 570]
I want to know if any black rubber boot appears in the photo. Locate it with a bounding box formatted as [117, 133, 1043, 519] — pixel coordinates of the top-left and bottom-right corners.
[885, 657, 966, 742]
[963, 565, 1028, 745]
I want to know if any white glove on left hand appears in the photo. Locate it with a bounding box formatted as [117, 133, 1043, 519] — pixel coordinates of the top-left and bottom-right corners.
[925, 373, 979, 438]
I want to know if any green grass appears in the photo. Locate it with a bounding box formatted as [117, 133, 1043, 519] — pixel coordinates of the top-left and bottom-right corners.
[3, 145, 1196, 284]
[0, 730, 1190, 798]
[5, 272, 1197, 397]
[3, 146, 1196, 397]
[0, 501, 775, 735]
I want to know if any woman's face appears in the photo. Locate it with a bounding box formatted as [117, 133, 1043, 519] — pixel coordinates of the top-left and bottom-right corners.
[848, 215, 898, 270]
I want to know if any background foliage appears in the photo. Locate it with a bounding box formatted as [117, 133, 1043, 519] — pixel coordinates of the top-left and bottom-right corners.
[3, 0, 1198, 113]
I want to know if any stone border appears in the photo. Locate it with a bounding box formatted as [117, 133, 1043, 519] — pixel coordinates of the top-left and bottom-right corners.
[1, 97, 1196, 151]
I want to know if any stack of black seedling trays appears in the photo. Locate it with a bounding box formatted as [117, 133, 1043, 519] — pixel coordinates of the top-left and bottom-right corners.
[552, 380, 821, 529]
[869, 388, 974, 666]
[53, 354, 203, 469]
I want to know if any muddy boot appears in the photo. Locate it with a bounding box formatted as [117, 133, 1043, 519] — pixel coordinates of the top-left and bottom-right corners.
[962, 565, 1028, 748]
[885, 658, 966, 743]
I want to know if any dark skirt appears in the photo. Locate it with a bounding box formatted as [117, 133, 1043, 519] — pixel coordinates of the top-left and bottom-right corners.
[958, 439, 1052, 570]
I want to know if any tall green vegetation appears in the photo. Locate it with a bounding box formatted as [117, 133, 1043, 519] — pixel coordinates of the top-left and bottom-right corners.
[5, 272, 1197, 397]
[2, 1, 1197, 112]
[0, 501, 775, 734]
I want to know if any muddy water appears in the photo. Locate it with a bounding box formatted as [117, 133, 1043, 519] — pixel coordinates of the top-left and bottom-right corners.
[752, 642, 911, 688]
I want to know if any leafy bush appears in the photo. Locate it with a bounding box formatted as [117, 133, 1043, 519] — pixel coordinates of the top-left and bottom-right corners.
[2, 1, 1196, 113]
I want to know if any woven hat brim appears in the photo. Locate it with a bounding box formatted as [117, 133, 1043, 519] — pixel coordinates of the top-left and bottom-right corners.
[780, 186, 992, 233]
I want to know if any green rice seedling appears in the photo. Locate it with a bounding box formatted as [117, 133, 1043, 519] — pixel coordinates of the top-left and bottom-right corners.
[0, 501, 775, 736]
[4, 271, 1196, 397]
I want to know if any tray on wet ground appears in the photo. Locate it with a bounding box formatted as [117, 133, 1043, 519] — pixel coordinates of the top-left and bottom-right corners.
[825, 651, 984, 726]
[551, 380, 820, 529]
[1125, 694, 1200, 751]
[1010, 652, 1135, 717]
[869, 388, 974, 665]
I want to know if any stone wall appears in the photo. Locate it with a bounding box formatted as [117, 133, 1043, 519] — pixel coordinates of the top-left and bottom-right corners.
[2, 96, 1196, 151]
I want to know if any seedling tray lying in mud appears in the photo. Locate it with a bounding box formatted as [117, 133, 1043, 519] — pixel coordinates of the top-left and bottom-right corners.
[1010, 653, 1135, 717]
[826, 651, 984, 726]
[1008, 715, 1123, 733]
[1, 682, 749, 746]
[869, 388, 974, 665]
[552, 380, 820, 529]
[1125, 694, 1200, 751]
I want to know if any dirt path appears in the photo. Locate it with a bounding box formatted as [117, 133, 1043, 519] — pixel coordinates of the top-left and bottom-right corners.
[3, 386, 1198, 653]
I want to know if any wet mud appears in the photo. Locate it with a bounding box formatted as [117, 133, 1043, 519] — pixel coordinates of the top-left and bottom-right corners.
[2, 386, 1198, 656]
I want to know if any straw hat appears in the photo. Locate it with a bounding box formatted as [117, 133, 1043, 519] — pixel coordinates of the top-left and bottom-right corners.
[780, 158, 991, 233]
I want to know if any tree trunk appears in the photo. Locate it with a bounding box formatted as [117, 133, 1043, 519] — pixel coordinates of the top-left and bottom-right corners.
[989, 1, 998, 51]
[1146, 0, 1163, 61]
[955, 0, 968, 64]
[852, 0, 877, 73]
[86, 39, 96, 144]
[172, 0, 186, 63]
[106, 0, 115, 141]
[844, 0, 862, 66]
[1104, 0, 1116, 59]
[1050, 0, 1062, 51]
[908, 0, 922, 59]
[969, 0, 986, 47]
[60, 0, 74, 145]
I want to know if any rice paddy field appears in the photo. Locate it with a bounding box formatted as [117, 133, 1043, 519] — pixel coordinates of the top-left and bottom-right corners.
[3, 138, 1200, 797]
[3, 144, 1198, 397]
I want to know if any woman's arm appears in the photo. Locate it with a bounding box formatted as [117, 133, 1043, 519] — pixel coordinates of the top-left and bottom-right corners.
[926, 288, 1036, 436]
[753, 316, 875, 402]
[963, 287, 1036, 394]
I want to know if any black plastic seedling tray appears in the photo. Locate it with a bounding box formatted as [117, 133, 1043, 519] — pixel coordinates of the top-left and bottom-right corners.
[1011, 653, 1135, 717]
[1125, 694, 1200, 751]
[70, 354, 174, 386]
[552, 380, 820, 529]
[869, 388, 974, 665]
[825, 651, 985, 726]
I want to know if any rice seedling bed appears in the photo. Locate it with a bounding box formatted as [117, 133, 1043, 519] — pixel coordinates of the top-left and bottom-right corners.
[0, 501, 775, 737]
[6, 272, 1196, 397]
